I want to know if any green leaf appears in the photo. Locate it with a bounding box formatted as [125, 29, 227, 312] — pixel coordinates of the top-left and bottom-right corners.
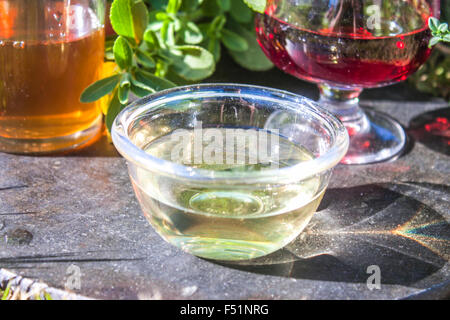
[148, 20, 164, 31]
[110, 0, 134, 40]
[131, 76, 156, 92]
[183, 22, 203, 44]
[131, 82, 155, 97]
[167, 0, 181, 14]
[429, 36, 441, 48]
[80, 74, 121, 103]
[131, 0, 149, 42]
[120, 73, 131, 87]
[229, 0, 253, 23]
[110, 0, 148, 43]
[163, 69, 195, 86]
[118, 86, 130, 104]
[135, 69, 176, 91]
[221, 28, 248, 52]
[218, 0, 231, 11]
[161, 21, 176, 47]
[106, 90, 125, 132]
[429, 17, 440, 32]
[199, 22, 220, 62]
[156, 11, 170, 20]
[438, 23, 448, 33]
[227, 24, 273, 71]
[201, 0, 222, 17]
[114, 36, 133, 69]
[155, 59, 169, 77]
[167, 45, 215, 80]
[2, 282, 11, 300]
[208, 38, 221, 62]
[444, 34, 450, 42]
[209, 15, 226, 36]
[143, 29, 160, 50]
[118, 74, 131, 104]
[173, 18, 182, 31]
[242, 0, 266, 13]
[135, 49, 156, 69]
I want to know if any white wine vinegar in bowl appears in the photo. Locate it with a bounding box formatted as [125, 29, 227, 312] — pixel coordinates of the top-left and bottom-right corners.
[112, 84, 349, 261]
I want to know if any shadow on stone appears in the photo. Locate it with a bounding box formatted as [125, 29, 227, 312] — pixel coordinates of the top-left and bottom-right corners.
[216, 184, 450, 288]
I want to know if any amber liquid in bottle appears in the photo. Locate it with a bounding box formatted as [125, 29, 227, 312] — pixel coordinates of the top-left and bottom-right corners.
[0, 1, 104, 152]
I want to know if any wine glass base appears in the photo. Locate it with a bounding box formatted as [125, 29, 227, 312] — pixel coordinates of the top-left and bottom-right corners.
[341, 109, 407, 165]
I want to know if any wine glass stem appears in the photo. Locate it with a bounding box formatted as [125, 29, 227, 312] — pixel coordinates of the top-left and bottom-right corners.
[317, 83, 407, 164]
[317, 84, 365, 122]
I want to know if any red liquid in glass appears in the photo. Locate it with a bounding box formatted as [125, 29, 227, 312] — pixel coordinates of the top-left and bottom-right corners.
[256, 14, 432, 88]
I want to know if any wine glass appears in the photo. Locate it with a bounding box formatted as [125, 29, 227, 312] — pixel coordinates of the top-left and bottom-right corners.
[256, 0, 440, 164]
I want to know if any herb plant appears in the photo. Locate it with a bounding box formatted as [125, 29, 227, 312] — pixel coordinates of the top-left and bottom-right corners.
[82, 0, 450, 131]
[428, 17, 450, 48]
[80, 0, 271, 131]
[409, 5, 450, 101]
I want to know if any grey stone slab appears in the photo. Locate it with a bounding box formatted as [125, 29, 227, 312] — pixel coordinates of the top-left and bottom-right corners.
[0, 58, 449, 299]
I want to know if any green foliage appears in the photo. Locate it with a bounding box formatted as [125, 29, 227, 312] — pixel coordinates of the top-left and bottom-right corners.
[105, 90, 123, 132]
[0, 281, 54, 300]
[82, 0, 272, 132]
[92, 0, 450, 130]
[1, 282, 11, 300]
[229, 0, 253, 23]
[242, 0, 266, 13]
[428, 17, 450, 48]
[409, 15, 450, 101]
[80, 74, 121, 103]
[135, 69, 176, 91]
[409, 48, 450, 101]
[227, 22, 273, 71]
[221, 29, 248, 51]
[114, 36, 133, 69]
[164, 45, 215, 80]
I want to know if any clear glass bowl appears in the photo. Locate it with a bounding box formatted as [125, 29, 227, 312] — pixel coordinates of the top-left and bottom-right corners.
[112, 84, 349, 261]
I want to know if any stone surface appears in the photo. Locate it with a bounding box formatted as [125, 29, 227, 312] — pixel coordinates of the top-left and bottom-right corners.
[0, 56, 449, 299]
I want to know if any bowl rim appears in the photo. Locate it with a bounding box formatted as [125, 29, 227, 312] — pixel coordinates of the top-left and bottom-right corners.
[111, 83, 349, 184]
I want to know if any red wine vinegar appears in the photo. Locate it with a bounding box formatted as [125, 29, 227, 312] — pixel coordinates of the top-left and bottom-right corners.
[256, 14, 432, 88]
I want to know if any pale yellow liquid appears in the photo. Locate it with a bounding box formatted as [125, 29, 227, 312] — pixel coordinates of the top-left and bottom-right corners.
[131, 128, 326, 260]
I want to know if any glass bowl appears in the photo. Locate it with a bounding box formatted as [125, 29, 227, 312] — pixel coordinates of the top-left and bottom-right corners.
[112, 84, 349, 261]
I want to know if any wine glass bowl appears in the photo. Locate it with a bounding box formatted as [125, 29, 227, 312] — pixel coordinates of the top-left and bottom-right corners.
[256, 0, 439, 164]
